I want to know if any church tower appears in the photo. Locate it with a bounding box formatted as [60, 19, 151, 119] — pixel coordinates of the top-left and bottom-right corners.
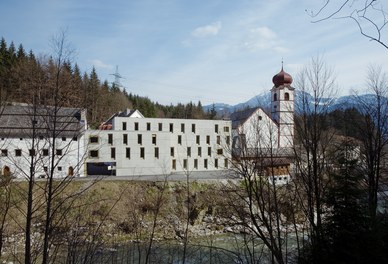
[271, 66, 295, 149]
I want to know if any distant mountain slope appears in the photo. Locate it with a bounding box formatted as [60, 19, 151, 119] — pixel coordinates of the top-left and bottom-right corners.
[204, 91, 387, 117]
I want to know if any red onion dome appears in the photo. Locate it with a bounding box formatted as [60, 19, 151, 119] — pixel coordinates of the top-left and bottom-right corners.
[272, 67, 293, 87]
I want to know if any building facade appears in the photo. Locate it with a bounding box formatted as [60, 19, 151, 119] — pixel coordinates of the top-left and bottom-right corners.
[0, 104, 87, 178]
[85, 114, 231, 176]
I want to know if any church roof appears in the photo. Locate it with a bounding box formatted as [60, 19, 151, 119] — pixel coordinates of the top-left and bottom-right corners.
[272, 67, 293, 87]
[230, 107, 265, 129]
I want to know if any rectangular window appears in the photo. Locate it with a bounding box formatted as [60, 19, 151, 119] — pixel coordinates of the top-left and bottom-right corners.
[134, 122, 139, 131]
[196, 135, 200, 145]
[208, 147, 211, 156]
[1, 149, 7, 157]
[181, 123, 185, 133]
[226, 136, 230, 146]
[89, 135, 99, 143]
[224, 159, 228, 168]
[215, 158, 218, 168]
[183, 159, 188, 170]
[147, 122, 151, 131]
[138, 134, 142, 145]
[29, 149, 36, 156]
[62, 137, 66, 141]
[170, 147, 174, 157]
[194, 159, 198, 169]
[206, 135, 210, 144]
[169, 123, 174, 133]
[89, 150, 98, 158]
[204, 159, 208, 169]
[191, 124, 196, 133]
[122, 122, 127, 130]
[56, 149, 63, 156]
[172, 159, 176, 170]
[123, 134, 128, 145]
[44, 166, 48, 172]
[152, 134, 157, 145]
[198, 147, 202, 157]
[108, 133, 113, 144]
[111, 148, 116, 159]
[140, 147, 145, 159]
[217, 135, 221, 145]
[58, 166, 62, 171]
[126, 147, 131, 159]
[72, 136, 78, 141]
[154, 147, 159, 158]
[43, 149, 49, 156]
[187, 147, 191, 157]
[15, 149, 22, 157]
[178, 135, 182, 145]
[215, 124, 219, 133]
[217, 149, 223, 155]
[158, 123, 163, 131]
[224, 126, 229, 132]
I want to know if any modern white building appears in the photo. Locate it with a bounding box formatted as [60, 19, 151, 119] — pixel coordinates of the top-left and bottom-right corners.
[85, 111, 231, 176]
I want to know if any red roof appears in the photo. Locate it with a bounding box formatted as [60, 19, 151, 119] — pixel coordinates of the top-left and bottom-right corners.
[272, 67, 293, 87]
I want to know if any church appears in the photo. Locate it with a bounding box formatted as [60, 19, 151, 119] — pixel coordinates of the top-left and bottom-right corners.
[231, 66, 295, 185]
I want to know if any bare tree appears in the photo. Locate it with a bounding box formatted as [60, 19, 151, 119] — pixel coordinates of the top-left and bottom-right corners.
[308, 0, 388, 50]
[354, 65, 388, 221]
[225, 108, 297, 264]
[0, 30, 89, 264]
[293, 56, 338, 261]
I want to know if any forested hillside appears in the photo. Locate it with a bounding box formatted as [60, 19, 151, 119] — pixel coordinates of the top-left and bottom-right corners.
[0, 37, 213, 128]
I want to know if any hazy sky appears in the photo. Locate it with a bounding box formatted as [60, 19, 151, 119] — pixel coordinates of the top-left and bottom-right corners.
[1, 0, 387, 105]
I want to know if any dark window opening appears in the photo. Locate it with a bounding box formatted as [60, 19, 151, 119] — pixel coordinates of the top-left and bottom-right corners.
[140, 147, 145, 159]
[89, 150, 98, 158]
[111, 148, 116, 159]
[15, 149, 22, 157]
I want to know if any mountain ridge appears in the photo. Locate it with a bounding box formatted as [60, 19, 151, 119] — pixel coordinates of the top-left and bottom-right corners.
[203, 91, 385, 116]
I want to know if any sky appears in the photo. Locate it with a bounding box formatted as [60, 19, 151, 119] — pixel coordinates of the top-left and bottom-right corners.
[1, 0, 387, 106]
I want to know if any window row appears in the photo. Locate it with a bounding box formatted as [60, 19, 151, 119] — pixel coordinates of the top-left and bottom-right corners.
[89, 146, 225, 160]
[90, 134, 231, 146]
[121, 121, 229, 134]
[1, 149, 64, 157]
[1, 136, 78, 141]
[177, 135, 230, 146]
[171, 158, 228, 170]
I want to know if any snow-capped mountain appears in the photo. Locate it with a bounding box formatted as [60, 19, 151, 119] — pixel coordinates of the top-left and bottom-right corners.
[203, 91, 386, 116]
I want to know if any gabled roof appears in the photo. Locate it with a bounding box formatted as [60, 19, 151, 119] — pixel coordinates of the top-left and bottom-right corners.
[230, 107, 275, 129]
[0, 104, 85, 137]
[99, 109, 144, 129]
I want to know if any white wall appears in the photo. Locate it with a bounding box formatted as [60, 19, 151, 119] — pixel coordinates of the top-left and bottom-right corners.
[85, 117, 232, 176]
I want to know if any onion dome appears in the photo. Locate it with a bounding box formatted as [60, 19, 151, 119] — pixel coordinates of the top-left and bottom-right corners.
[272, 67, 293, 87]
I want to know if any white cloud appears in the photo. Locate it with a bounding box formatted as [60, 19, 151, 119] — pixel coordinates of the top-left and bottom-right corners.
[89, 59, 113, 70]
[191, 21, 222, 38]
[252, 26, 277, 39]
[243, 26, 288, 53]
